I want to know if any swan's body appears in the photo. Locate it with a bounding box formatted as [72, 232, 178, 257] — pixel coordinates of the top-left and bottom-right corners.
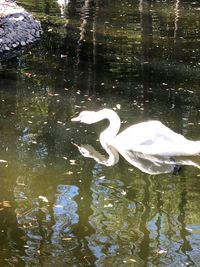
[72, 108, 200, 173]
[111, 120, 200, 157]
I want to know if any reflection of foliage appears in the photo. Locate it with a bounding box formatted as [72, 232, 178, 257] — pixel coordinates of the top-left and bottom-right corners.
[17, 0, 60, 16]
[17, 0, 200, 95]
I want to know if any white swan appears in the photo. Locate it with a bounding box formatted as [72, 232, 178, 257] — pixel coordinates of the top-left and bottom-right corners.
[71, 108, 200, 172]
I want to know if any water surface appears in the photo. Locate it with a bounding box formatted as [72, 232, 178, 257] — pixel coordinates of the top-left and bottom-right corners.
[0, 0, 200, 266]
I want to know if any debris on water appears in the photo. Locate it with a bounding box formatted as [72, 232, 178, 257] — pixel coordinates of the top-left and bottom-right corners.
[157, 249, 167, 255]
[38, 196, 49, 203]
[69, 159, 76, 165]
[0, 159, 7, 163]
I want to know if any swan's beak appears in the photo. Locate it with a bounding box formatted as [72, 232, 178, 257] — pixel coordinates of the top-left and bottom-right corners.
[71, 141, 80, 148]
[71, 115, 81, 122]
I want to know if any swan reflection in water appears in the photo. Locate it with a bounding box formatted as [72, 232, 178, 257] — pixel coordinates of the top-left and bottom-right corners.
[71, 108, 200, 175]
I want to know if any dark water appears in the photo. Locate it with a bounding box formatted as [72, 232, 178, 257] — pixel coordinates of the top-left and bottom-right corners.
[0, 0, 200, 266]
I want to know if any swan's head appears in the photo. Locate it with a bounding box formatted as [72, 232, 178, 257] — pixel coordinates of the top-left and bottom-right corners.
[71, 110, 98, 124]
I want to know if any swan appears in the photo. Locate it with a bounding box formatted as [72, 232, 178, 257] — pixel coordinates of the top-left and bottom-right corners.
[71, 108, 200, 172]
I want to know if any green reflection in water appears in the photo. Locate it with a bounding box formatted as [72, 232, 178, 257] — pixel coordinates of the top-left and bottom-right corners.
[0, 0, 200, 266]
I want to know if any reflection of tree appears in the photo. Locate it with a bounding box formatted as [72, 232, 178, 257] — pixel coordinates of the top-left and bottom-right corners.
[173, 0, 182, 67]
[137, 175, 151, 263]
[52, 184, 79, 242]
[68, 161, 97, 265]
[86, 165, 144, 265]
[139, 0, 153, 104]
[0, 72, 17, 118]
[177, 177, 194, 265]
[139, 0, 152, 65]
[14, 177, 81, 265]
[14, 175, 47, 265]
[0, 168, 25, 266]
[44, 184, 80, 265]
[75, 0, 101, 96]
[174, 0, 181, 40]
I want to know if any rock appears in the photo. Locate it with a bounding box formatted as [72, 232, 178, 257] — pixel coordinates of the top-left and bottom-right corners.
[0, 0, 43, 61]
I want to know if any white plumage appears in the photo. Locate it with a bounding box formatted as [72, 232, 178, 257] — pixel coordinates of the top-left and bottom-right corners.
[72, 108, 200, 156]
[72, 108, 200, 174]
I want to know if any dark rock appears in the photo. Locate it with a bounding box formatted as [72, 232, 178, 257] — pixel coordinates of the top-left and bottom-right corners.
[0, 0, 43, 61]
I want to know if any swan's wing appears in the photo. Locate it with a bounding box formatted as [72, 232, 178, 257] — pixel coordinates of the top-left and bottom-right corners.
[112, 121, 200, 156]
[119, 121, 186, 143]
[133, 139, 200, 156]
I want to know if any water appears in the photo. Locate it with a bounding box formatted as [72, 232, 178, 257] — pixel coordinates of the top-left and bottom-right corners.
[0, 0, 200, 266]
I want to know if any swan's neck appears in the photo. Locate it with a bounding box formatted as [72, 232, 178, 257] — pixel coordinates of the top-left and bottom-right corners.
[98, 109, 121, 144]
[97, 109, 121, 166]
[103, 143, 119, 166]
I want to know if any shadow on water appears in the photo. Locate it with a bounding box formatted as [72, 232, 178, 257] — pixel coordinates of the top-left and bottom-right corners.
[0, 0, 200, 266]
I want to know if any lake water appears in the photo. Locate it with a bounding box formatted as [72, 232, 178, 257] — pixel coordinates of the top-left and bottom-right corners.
[0, 0, 200, 266]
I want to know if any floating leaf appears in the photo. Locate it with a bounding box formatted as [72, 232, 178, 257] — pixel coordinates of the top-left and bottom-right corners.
[54, 205, 63, 208]
[0, 160, 7, 163]
[38, 196, 48, 203]
[116, 104, 121, 109]
[64, 171, 73, 175]
[130, 259, 136, 263]
[69, 160, 76, 165]
[157, 249, 167, 255]
[104, 203, 113, 208]
[121, 190, 127, 196]
[61, 54, 68, 58]
[3, 201, 12, 207]
[62, 237, 72, 241]
[48, 93, 60, 96]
